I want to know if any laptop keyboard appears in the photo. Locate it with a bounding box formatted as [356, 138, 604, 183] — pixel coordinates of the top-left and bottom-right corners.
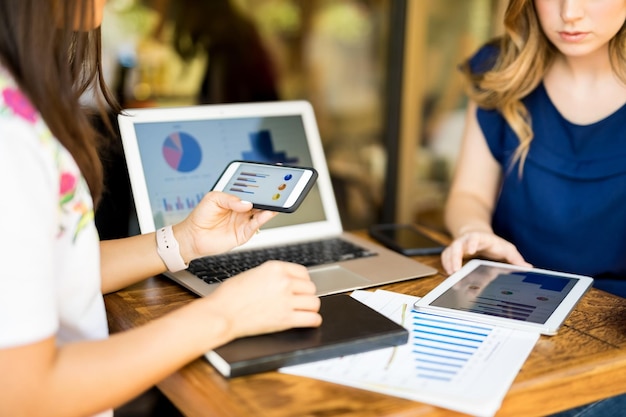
[187, 237, 377, 284]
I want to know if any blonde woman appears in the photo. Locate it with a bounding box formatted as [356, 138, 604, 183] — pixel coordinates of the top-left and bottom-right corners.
[442, 0, 626, 301]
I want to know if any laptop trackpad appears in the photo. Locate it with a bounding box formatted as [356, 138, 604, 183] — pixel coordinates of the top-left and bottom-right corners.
[309, 266, 370, 295]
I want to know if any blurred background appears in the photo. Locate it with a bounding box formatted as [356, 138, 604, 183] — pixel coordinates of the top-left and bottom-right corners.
[96, 0, 507, 239]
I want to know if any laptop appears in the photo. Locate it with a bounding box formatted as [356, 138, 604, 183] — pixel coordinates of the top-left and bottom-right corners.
[117, 100, 436, 296]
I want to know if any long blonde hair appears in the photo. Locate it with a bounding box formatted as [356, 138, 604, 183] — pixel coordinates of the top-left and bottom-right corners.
[462, 0, 626, 172]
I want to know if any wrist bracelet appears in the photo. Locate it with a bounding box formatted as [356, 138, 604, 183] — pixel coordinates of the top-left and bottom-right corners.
[156, 225, 189, 272]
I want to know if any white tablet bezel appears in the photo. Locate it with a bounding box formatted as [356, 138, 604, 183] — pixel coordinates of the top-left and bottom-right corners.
[413, 259, 594, 335]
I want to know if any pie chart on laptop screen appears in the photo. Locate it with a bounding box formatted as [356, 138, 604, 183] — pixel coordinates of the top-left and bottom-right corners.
[162, 131, 202, 172]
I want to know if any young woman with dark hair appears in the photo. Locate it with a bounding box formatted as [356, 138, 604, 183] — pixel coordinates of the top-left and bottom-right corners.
[0, 2, 320, 416]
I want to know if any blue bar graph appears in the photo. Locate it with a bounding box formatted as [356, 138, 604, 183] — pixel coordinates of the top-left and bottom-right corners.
[411, 311, 492, 381]
[162, 193, 204, 212]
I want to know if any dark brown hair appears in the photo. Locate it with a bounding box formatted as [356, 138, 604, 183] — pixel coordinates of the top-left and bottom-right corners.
[0, 0, 119, 205]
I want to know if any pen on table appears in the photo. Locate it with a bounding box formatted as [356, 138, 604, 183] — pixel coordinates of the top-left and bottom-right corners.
[385, 302, 407, 370]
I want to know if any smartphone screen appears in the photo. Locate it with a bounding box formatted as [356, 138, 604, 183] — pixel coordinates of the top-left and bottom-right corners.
[368, 224, 445, 256]
[212, 161, 317, 212]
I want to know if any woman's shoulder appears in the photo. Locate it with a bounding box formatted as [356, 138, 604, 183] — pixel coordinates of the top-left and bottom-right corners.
[0, 67, 74, 176]
[1, 68, 57, 139]
[466, 40, 501, 75]
[1, 71, 43, 148]
[1, 67, 41, 130]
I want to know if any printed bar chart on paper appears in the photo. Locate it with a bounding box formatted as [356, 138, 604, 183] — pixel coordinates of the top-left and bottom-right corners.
[411, 310, 495, 382]
[280, 290, 540, 417]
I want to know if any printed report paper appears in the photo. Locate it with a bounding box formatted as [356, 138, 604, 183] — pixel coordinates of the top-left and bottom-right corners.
[280, 289, 540, 417]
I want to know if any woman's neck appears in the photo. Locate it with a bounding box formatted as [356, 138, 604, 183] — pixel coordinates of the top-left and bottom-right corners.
[543, 48, 626, 125]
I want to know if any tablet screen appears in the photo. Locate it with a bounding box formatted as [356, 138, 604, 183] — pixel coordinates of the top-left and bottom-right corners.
[429, 265, 580, 324]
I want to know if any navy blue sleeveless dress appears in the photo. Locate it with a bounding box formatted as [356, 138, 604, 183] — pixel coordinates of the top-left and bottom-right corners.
[470, 46, 626, 297]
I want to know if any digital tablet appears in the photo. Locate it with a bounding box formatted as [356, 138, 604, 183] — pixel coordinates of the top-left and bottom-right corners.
[413, 259, 594, 335]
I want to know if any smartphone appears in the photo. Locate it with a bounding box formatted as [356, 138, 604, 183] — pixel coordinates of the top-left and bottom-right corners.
[368, 223, 446, 256]
[212, 160, 318, 213]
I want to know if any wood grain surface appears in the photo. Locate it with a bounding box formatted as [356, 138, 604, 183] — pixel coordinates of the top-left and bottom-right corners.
[105, 229, 626, 417]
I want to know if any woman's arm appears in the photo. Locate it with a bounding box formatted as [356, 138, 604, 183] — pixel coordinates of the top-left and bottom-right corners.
[441, 102, 530, 273]
[100, 191, 276, 294]
[0, 193, 319, 417]
[0, 261, 321, 417]
[444, 101, 501, 238]
[99, 232, 165, 293]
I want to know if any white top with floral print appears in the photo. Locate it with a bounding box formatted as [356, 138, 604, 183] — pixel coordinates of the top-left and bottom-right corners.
[0, 67, 108, 350]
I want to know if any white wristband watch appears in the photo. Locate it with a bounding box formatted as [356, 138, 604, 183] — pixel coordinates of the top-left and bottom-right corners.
[156, 225, 189, 272]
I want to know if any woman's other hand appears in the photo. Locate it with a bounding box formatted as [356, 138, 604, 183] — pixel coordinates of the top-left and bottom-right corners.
[203, 261, 322, 339]
[441, 231, 532, 275]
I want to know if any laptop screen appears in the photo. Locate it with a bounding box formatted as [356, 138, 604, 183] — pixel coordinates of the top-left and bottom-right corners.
[132, 114, 326, 231]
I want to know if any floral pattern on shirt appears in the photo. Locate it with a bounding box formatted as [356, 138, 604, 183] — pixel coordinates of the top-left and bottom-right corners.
[2, 87, 37, 122]
[0, 68, 93, 243]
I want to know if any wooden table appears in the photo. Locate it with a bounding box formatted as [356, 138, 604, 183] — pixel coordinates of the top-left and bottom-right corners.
[105, 231, 626, 417]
